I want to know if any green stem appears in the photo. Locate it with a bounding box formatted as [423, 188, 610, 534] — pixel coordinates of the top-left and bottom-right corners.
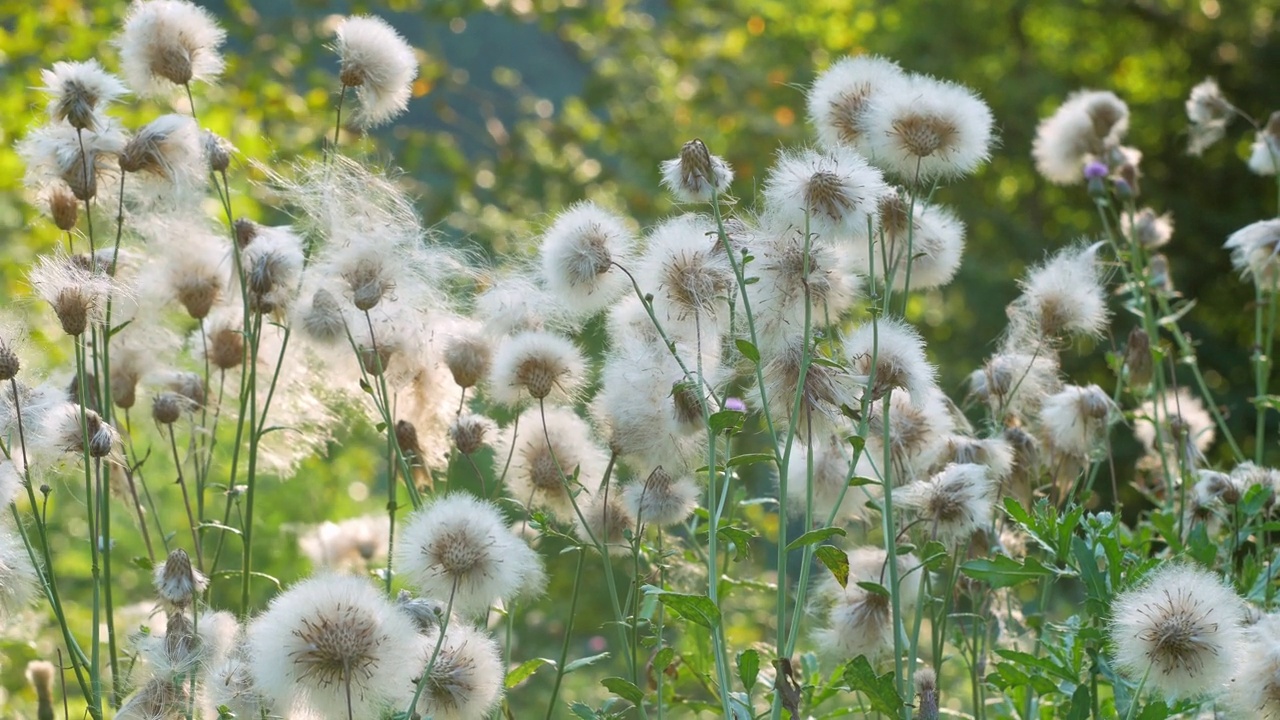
[545, 550, 586, 720]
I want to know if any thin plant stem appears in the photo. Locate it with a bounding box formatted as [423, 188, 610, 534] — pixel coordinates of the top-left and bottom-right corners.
[168, 424, 204, 569]
[545, 549, 586, 719]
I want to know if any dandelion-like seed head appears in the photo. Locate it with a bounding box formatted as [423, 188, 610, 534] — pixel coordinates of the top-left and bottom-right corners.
[410, 625, 504, 720]
[539, 201, 635, 315]
[764, 147, 889, 243]
[299, 515, 390, 572]
[660, 138, 734, 203]
[1225, 219, 1280, 288]
[40, 60, 128, 131]
[1110, 563, 1244, 700]
[577, 488, 635, 556]
[1032, 89, 1130, 184]
[1039, 384, 1117, 459]
[845, 318, 935, 404]
[489, 331, 585, 406]
[1134, 388, 1216, 469]
[866, 388, 955, 482]
[119, 114, 203, 190]
[760, 335, 860, 435]
[396, 494, 545, 615]
[153, 548, 207, 610]
[806, 55, 906, 149]
[622, 466, 699, 527]
[203, 310, 245, 371]
[248, 574, 418, 716]
[1226, 613, 1280, 718]
[1248, 113, 1280, 176]
[1009, 242, 1109, 343]
[634, 214, 734, 335]
[240, 225, 305, 317]
[298, 287, 348, 345]
[896, 463, 996, 544]
[334, 15, 419, 128]
[1185, 78, 1233, 155]
[785, 433, 878, 524]
[117, 0, 226, 96]
[968, 352, 1061, 422]
[861, 74, 995, 182]
[18, 120, 127, 203]
[1122, 208, 1174, 250]
[811, 547, 921, 660]
[497, 406, 607, 518]
[29, 254, 119, 337]
[1, 527, 39, 618]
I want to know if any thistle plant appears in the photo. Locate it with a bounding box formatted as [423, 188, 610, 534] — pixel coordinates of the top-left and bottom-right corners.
[4, 3, 1280, 720]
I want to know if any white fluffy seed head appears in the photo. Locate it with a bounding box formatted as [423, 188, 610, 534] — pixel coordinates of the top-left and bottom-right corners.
[621, 466, 699, 527]
[763, 146, 889, 243]
[1109, 562, 1245, 701]
[153, 548, 207, 608]
[334, 15, 419, 128]
[496, 406, 607, 519]
[844, 318, 936, 405]
[239, 225, 305, 317]
[968, 352, 1061, 422]
[1039, 384, 1118, 459]
[1008, 242, 1109, 343]
[397, 494, 545, 616]
[1134, 389, 1216, 468]
[811, 548, 922, 661]
[1032, 90, 1130, 184]
[806, 55, 906, 151]
[119, 114, 206, 202]
[759, 335, 861, 436]
[28, 254, 120, 336]
[576, 487, 635, 556]
[868, 189, 966, 290]
[18, 118, 128, 202]
[488, 330, 586, 407]
[538, 201, 636, 316]
[116, 0, 226, 97]
[634, 214, 734, 337]
[1185, 78, 1232, 155]
[1249, 118, 1280, 176]
[748, 225, 862, 354]
[406, 624, 504, 720]
[1122, 207, 1174, 250]
[298, 515, 390, 573]
[659, 138, 734, 203]
[1225, 612, 1280, 718]
[860, 74, 995, 182]
[865, 388, 955, 483]
[247, 574, 419, 717]
[896, 463, 996, 544]
[784, 432, 878, 524]
[1225, 219, 1280, 288]
[40, 60, 129, 131]
[0, 526, 39, 619]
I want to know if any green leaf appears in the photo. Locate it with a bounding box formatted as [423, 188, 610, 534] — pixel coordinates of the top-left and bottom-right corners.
[131, 556, 154, 571]
[735, 338, 760, 363]
[601, 677, 644, 704]
[856, 581, 889, 597]
[717, 526, 754, 561]
[505, 657, 554, 688]
[849, 476, 879, 488]
[993, 649, 1076, 683]
[564, 652, 611, 674]
[847, 435, 866, 455]
[842, 656, 903, 715]
[654, 646, 675, 674]
[1066, 683, 1091, 720]
[814, 545, 849, 588]
[1071, 536, 1109, 605]
[737, 649, 760, 690]
[107, 319, 133, 338]
[726, 452, 775, 468]
[785, 526, 846, 551]
[960, 555, 1054, 589]
[655, 592, 721, 630]
[569, 702, 600, 720]
[709, 410, 745, 434]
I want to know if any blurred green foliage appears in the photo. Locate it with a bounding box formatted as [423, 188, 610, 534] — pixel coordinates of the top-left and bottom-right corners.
[1, 0, 1278, 714]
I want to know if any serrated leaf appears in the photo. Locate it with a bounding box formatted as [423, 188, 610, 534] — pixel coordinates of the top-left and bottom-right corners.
[717, 526, 754, 561]
[569, 702, 599, 720]
[505, 657, 554, 688]
[655, 593, 721, 629]
[960, 555, 1054, 589]
[842, 656, 903, 715]
[564, 652, 611, 674]
[601, 677, 644, 704]
[735, 338, 760, 363]
[726, 452, 775, 468]
[814, 545, 849, 587]
[709, 410, 745, 434]
[785, 526, 846, 551]
[737, 649, 759, 690]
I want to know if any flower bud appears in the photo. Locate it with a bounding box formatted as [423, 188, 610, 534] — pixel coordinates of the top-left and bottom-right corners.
[1124, 327, 1153, 390]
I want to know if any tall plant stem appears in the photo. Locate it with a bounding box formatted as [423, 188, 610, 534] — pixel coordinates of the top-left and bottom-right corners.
[545, 550, 586, 719]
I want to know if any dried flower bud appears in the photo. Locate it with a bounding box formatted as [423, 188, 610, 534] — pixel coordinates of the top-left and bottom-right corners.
[233, 218, 258, 248]
[443, 332, 492, 390]
[48, 184, 80, 231]
[152, 392, 183, 424]
[396, 590, 446, 633]
[63, 150, 98, 201]
[168, 372, 205, 408]
[154, 548, 208, 607]
[396, 420, 422, 464]
[0, 343, 19, 382]
[450, 414, 495, 455]
[208, 326, 244, 370]
[204, 130, 231, 172]
[25, 660, 56, 720]
[359, 344, 393, 376]
[302, 288, 347, 344]
[915, 667, 939, 720]
[1124, 327, 1153, 390]
[89, 425, 115, 458]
